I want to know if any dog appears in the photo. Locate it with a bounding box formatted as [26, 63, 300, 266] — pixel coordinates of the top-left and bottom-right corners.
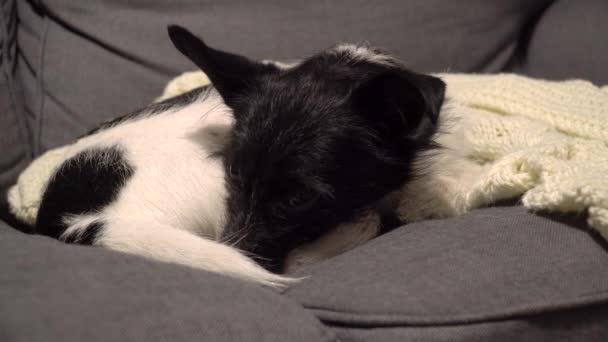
[35, 25, 445, 287]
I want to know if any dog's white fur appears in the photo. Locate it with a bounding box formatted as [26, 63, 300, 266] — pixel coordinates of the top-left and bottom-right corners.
[54, 88, 292, 288]
[263, 43, 395, 71]
[332, 44, 396, 66]
[262, 59, 300, 70]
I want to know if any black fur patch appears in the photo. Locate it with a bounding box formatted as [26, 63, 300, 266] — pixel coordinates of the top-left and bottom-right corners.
[167, 27, 446, 272]
[379, 212, 403, 234]
[223, 59, 443, 271]
[36, 146, 133, 241]
[63, 220, 104, 245]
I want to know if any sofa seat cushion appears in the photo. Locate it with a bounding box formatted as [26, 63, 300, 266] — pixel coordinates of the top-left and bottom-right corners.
[0, 220, 336, 342]
[286, 206, 608, 341]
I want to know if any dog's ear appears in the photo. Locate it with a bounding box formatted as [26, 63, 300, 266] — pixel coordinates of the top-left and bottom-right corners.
[354, 70, 445, 141]
[168, 25, 263, 107]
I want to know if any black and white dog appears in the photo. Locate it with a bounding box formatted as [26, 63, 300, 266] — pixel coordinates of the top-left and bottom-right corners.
[35, 26, 445, 287]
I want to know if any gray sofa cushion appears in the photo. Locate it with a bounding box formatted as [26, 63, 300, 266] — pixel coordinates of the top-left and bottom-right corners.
[0, 220, 336, 342]
[15, 0, 551, 155]
[330, 305, 608, 342]
[0, 0, 31, 198]
[286, 206, 608, 341]
[516, 0, 608, 85]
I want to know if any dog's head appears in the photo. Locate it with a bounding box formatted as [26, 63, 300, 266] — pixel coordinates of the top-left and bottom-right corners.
[169, 26, 445, 269]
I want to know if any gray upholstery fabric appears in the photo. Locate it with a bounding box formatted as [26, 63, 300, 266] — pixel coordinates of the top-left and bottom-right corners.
[331, 305, 608, 342]
[515, 0, 608, 85]
[286, 206, 608, 341]
[0, 82, 30, 202]
[0, 220, 335, 342]
[16, 0, 551, 154]
[6, 0, 606, 190]
[0, 0, 31, 198]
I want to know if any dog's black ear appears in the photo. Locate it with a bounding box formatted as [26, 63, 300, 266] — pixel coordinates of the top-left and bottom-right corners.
[168, 25, 262, 107]
[354, 70, 445, 140]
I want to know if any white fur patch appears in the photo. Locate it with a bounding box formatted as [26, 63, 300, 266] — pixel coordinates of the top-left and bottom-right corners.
[56, 89, 293, 288]
[261, 59, 301, 70]
[331, 44, 396, 66]
[397, 101, 486, 222]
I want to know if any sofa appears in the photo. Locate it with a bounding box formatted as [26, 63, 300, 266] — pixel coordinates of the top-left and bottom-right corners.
[1, 1, 607, 341]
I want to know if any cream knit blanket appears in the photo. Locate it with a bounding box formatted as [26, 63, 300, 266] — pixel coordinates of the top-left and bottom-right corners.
[8, 72, 608, 241]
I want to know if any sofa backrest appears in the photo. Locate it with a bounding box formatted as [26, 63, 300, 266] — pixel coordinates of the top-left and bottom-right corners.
[1, 0, 607, 197]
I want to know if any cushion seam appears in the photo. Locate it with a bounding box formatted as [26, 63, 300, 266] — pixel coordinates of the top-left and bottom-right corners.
[33, 14, 48, 156]
[302, 290, 608, 327]
[0, 0, 33, 161]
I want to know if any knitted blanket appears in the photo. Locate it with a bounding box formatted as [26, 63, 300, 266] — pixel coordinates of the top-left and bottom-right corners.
[399, 74, 608, 242]
[8, 72, 608, 241]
